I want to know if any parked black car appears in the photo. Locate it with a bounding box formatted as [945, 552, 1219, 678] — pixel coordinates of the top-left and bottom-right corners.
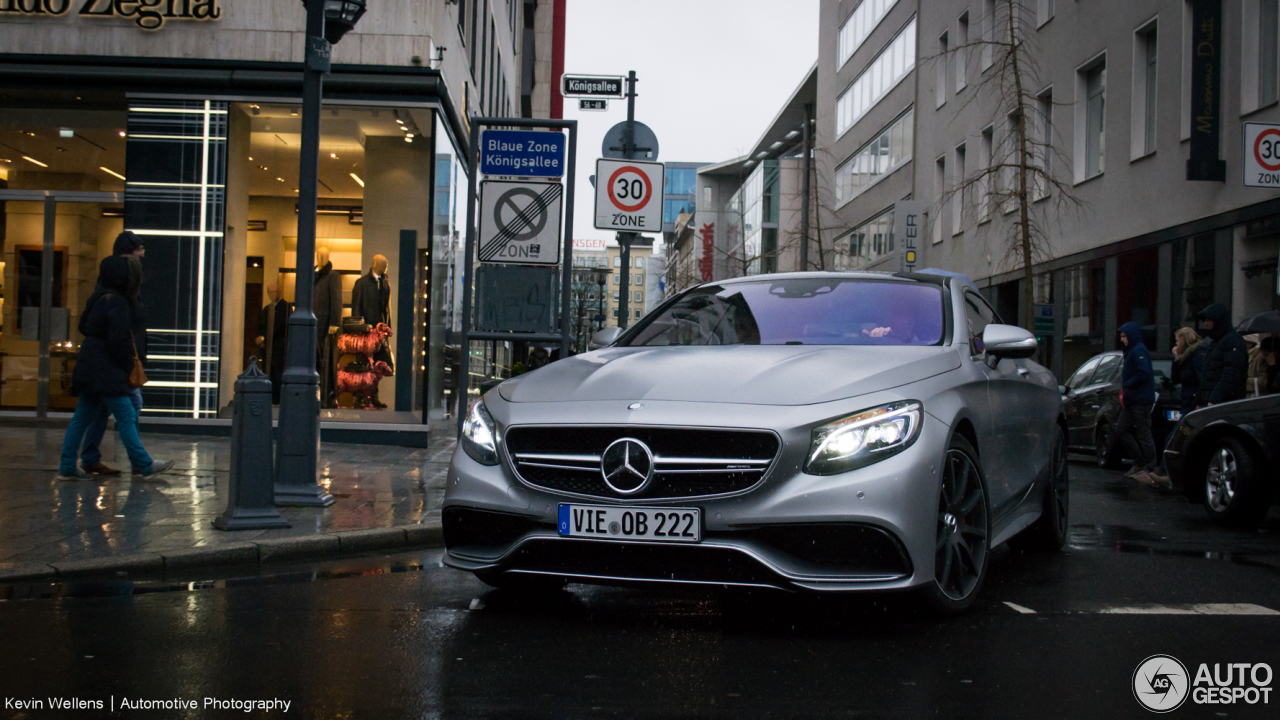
[1164, 394, 1280, 526]
[1062, 350, 1182, 467]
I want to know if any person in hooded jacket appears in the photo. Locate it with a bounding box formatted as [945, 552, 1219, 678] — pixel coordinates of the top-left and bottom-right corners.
[1115, 321, 1157, 478]
[80, 231, 149, 475]
[1195, 302, 1248, 407]
[56, 255, 172, 480]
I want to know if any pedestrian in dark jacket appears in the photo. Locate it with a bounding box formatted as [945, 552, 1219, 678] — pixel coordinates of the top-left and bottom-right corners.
[57, 256, 172, 480]
[1116, 321, 1157, 478]
[80, 231, 150, 475]
[1195, 302, 1248, 407]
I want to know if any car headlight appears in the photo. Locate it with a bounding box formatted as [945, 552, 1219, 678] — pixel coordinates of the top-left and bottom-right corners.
[804, 401, 922, 475]
[461, 400, 500, 466]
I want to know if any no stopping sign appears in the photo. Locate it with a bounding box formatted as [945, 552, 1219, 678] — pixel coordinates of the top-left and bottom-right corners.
[595, 158, 664, 232]
[1243, 123, 1280, 187]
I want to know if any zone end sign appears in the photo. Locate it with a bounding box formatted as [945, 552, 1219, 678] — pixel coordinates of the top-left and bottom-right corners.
[1244, 123, 1280, 187]
[594, 159, 665, 233]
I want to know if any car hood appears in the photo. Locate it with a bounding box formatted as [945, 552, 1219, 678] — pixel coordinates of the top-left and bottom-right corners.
[498, 345, 962, 406]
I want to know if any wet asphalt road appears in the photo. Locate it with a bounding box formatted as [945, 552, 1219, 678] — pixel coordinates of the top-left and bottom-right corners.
[2, 461, 1279, 719]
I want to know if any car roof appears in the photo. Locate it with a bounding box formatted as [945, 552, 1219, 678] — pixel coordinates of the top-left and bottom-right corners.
[705, 271, 945, 288]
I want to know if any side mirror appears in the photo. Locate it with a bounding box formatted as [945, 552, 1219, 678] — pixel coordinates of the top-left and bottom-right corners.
[588, 326, 623, 350]
[982, 324, 1038, 361]
[1058, 384, 1067, 396]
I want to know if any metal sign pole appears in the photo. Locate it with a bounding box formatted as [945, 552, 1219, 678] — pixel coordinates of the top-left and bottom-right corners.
[456, 119, 481, 440]
[616, 70, 638, 330]
[559, 124, 578, 359]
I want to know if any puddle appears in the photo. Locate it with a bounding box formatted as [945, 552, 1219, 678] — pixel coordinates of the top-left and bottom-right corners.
[0, 554, 433, 602]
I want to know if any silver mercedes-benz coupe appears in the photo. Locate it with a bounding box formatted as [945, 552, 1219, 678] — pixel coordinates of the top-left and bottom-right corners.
[443, 271, 1068, 612]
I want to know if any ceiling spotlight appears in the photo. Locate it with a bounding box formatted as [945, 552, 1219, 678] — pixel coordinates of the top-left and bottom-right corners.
[290, 107, 299, 116]
[22, 156, 47, 167]
[396, 119, 404, 125]
[0, 158, 11, 163]
[24, 131, 36, 137]
[259, 165, 269, 171]
[350, 173, 364, 187]
[276, 177, 284, 182]
[330, 153, 338, 159]
[119, 131, 127, 137]
[248, 156, 254, 161]
[405, 133, 414, 139]
[404, 136, 413, 143]
[100, 167, 126, 181]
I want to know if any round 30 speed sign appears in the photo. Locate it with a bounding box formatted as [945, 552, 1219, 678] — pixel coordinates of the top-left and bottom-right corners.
[594, 158, 665, 233]
[1243, 123, 1280, 187]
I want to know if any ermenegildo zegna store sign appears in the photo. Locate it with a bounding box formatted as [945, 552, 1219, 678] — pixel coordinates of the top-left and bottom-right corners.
[0, 0, 221, 30]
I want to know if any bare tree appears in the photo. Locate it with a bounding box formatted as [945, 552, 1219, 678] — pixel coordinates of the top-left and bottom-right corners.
[930, 0, 1083, 330]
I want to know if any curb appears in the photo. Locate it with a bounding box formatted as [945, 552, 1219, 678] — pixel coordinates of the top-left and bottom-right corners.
[0, 523, 444, 583]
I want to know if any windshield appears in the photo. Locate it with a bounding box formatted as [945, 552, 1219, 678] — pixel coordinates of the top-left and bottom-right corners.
[622, 278, 945, 347]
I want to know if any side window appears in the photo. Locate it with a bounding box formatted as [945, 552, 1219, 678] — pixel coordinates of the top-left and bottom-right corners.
[1093, 355, 1122, 384]
[963, 291, 996, 355]
[1066, 357, 1102, 390]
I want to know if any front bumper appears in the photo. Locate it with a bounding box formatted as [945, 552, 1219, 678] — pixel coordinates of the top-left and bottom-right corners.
[442, 406, 948, 592]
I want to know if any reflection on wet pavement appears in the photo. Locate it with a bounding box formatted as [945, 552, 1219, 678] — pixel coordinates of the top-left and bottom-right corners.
[0, 427, 453, 568]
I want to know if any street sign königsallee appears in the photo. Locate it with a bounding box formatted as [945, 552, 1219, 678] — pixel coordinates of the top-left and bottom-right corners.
[479, 129, 566, 178]
[562, 74, 624, 98]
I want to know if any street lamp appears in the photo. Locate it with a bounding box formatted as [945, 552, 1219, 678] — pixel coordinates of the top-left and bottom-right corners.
[274, 0, 365, 506]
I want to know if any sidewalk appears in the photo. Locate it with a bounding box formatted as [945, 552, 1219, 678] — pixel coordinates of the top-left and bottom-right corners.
[0, 424, 455, 581]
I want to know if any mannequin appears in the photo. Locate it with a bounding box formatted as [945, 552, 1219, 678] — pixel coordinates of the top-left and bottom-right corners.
[351, 254, 394, 409]
[313, 246, 343, 407]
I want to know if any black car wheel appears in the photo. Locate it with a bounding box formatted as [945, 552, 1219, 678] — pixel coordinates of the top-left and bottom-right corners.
[922, 435, 990, 614]
[1202, 436, 1269, 527]
[1094, 423, 1122, 469]
[1011, 426, 1069, 552]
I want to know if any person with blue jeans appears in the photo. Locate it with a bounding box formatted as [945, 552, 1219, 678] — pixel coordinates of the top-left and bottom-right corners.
[1142, 327, 1206, 488]
[1116, 322, 1157, 479]
[80, 231, 149, 476]
[57, 255, 172, 481]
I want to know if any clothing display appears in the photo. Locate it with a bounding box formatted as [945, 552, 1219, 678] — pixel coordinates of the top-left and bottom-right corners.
[313, 261, 343, 343]
[336, 323, 394, 410]
[351, 270, 391, 327]
[258, 298, 290, 403]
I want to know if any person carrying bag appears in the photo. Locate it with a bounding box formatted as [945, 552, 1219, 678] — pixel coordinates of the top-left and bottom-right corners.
[57, 255, 172, 480]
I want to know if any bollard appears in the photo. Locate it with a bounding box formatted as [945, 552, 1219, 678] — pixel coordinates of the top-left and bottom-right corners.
[214, 359, 291, 530]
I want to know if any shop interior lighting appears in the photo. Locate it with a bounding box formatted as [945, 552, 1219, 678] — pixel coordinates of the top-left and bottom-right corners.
[276, 177, 285, 182]
[100, 167, 126, 181]
[396, 119, 405, 125]
[350, 173, 364, 187]
[59, 128, 75, 138]
[330, 153, 339, 159]
[119, 131, 127, 137]
[405, 136, 413, 143]
[290, 107, 299, 116]
[22, 156, 47, 167]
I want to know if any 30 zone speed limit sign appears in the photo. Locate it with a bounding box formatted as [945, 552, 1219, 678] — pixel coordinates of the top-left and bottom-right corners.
[594, 158, 665, 232]
[1244, 123, 1280, 187]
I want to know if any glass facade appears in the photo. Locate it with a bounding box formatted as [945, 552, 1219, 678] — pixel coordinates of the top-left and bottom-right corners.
[724, 160, 779, 276]
[837, 18, 916, 136]
[833, 208, 895, 269]
[835, 109, 913, 205]
[838, 0, 899, 67]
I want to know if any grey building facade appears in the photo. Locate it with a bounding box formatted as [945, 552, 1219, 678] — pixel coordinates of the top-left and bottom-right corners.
[816, 0, 1280, 380]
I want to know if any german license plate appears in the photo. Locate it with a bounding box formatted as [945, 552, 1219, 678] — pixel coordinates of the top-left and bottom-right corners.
[558, 504, 701, 543]
[1167, 410, 1182, 421]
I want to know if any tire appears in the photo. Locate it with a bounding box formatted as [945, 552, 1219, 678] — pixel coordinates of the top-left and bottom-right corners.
[474, 570, 566, 592]
[1009, 426, 1070, 552]
[1201, 436, 1269, 528]
[920, 434, 991, 615]
[1094, 423, 1122, 470]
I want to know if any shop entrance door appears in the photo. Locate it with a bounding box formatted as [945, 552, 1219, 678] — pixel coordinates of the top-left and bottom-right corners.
[0, 189, 122, 418]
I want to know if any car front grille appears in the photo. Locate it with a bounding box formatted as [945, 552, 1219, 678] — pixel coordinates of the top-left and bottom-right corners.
[504, 425, 781, 500]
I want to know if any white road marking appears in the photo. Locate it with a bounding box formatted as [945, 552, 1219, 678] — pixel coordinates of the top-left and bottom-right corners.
[1004, 601, 1038, 614]
[1096, 603, 1279, 615]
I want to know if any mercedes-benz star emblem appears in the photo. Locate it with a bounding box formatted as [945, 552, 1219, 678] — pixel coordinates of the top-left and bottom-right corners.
[628, 402, 644, 410]
[600, 438, 655, 495]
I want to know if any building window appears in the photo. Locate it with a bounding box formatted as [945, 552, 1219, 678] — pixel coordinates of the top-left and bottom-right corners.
[957, 13, 969, 92]
[1133, 22, 1158, 159]
[458, 0, 468, 38]
[835, 208, 895, 268]
[981, 0, 995, 70]
[934, 155, 946, 245]
[1037, 0, 1055, 28]
[614, 257, 621, 267]
[836, 18, 917, 137]
[635, 273, 644, 285]
[834, 108, 914, 205]
[1036, 90, 1053, 200]
[702, 186, 713, 208]
[636, 257, 644, 268]
[979, 126, 994, 222]
[635, 308, 642, 319]
[613, 274, 620, 285]
[952, 143, 966, 236]
[1263, 0, 1280, 106]
[613, 291, 620, 301]
[612, 308, 618, 319]
[838, 0, 899, 67]
[1076, 56, 1106, 182]
[936, 31, 949, 108]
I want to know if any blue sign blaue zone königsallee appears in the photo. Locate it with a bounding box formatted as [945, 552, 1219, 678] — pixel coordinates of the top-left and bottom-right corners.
[480, 129, 566, 178]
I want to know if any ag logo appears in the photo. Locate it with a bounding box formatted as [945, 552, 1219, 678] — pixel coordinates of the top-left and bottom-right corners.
[1134, 655, 1190, 712]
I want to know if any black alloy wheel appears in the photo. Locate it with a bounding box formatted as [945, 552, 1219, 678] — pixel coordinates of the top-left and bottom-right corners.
[1202, 436, 1268, 527]
[923, 435, 990, 613]
[1011, 426, 1070, 551]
